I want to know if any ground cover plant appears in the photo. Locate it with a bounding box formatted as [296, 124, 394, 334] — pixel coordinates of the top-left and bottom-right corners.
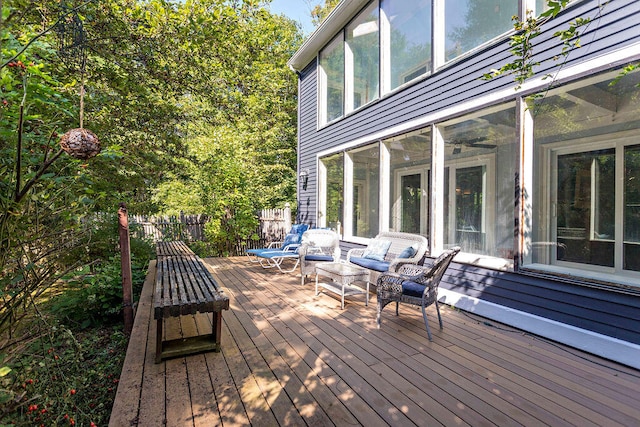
[0, 250, 151, 426]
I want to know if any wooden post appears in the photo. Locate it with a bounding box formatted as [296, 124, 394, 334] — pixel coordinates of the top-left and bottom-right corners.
[118, 203, 134, 335]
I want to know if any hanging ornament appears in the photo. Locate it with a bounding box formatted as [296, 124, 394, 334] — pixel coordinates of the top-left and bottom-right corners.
[56, 1, 101, 160]
[59, 128, 101, 159]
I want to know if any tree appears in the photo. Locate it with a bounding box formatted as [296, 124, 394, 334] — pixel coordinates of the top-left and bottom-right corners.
[0, 0, 103, 335]
[311, 0, 340, 26]
[141, 0, 302, 253]
[0, 0, 304, 334]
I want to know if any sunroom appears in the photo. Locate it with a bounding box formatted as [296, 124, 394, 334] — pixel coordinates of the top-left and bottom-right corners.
[289, 0, 640, 368]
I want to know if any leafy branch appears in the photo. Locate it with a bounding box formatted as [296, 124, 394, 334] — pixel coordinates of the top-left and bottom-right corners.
[482, 0, 593, 89]
[0, 0, 98, 70]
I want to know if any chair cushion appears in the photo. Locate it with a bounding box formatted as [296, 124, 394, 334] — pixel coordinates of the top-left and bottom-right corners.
[363, 239, 391, 261]
[258, 250, 299, 260]
[401, 280, 426, 298]
[281, 233, 301, 249]
[290, 224, 309, 235]
[305, 254, 333, 261]
[350, 257, 390, 272]
[247, 248, 278, 256]
[398, 245, 417, 259]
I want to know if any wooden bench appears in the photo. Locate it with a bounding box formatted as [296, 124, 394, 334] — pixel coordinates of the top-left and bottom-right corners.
[154, 241, 229, 363]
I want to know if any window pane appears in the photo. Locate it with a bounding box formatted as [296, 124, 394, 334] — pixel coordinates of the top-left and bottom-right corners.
[442, 106, 517, 258]
[456, 166, 485, 251]
[382, 0, 431, 90]
[400, 174, 422, 233]
[531, 69, 640, 277]
[384, 127, 431, 237]
[320, 35, 344, 123]
[556, 150, 615, 267]
[445, 0, 517, 62]
[322, 153, 344, 234]
[347, 2, 379, 110]
[625, 145, 640, 271]
[350, 145, 380, 238]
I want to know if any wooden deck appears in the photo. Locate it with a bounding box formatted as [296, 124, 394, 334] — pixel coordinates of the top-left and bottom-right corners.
[110, 257, 640, 427]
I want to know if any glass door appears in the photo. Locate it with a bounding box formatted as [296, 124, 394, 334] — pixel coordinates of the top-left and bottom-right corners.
[554, 149, 615, 267]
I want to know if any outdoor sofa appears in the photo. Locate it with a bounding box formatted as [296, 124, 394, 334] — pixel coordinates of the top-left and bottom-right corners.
[346, 231, 429, 287]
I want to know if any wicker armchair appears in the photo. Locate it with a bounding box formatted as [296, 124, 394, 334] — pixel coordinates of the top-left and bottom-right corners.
[376, 247, 460, 340]
[299, 229, 341, 285]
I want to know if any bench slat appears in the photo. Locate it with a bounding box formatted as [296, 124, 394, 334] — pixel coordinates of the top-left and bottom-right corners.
[153, 243, 229, 318]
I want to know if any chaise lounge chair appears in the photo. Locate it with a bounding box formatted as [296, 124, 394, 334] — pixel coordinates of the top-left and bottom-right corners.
[246, 224, 309, 273]
[246, 224, 309, 261]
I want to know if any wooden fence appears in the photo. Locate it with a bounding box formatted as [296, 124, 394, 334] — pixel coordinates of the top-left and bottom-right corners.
[129, 213, 208, 242]
[127, 204, 292, 255]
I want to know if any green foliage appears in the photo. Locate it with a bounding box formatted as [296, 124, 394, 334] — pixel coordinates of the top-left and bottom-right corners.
[0, 3, 103, 339]
[152, 180, 205, 216]
[0, 324, 127, 426]
[482, 0, 593, 89]
[49, 251, 151, 329]
[311, 0, 340, 26]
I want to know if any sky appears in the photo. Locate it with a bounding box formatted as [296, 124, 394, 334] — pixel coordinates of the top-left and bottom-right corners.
[267, 0, 317, 36]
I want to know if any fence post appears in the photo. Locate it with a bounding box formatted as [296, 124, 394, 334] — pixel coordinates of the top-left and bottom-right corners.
[118, 203, 134, 335]
[284, 203, 291, 230]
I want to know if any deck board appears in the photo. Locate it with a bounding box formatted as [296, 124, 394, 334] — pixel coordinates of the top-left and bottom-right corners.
[110, 256, 640, 427]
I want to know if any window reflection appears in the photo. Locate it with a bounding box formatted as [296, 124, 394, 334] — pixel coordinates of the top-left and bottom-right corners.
[319, 35, 344, 123]
[444, 0, 517, 62]
[382, 0, 431, 90]
[625, 145, 640, 271]
[346, 2, 379, 111]
[384, 128, 431, 237]
[556, 150, 615, 267]
[321, 153, 344, 235]
[531, 69, 640, 274]
[442, 106, 516, 258]
[349, 145, 380, 238]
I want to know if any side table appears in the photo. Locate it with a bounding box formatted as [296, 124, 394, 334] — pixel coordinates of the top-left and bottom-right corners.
[315, 262, 370, 309]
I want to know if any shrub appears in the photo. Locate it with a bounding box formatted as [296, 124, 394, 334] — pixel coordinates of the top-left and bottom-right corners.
[49, 252, 149, 329]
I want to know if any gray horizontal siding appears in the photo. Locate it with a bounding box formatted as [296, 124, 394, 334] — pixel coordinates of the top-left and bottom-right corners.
[441, 263, 640, 345]
[297, 61, 318, 227]
[295, 0, 640, 346]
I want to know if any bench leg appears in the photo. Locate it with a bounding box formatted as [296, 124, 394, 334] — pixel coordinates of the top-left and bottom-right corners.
[155, 318, 163, 364]
[212, 311, 222, 350]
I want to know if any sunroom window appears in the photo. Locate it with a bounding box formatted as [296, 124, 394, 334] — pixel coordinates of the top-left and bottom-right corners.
[348, 144, 380, 238]
[319, 34, 344, 124]
[318, 153, 344, 235]
[384, 128, 432, 237]
[381, 0, 431, 92]
[443, 0, 517, 63]
[317, 0, 529, 126]
[529, 69, 640, 278]
[346, 1, 380, 113]
[441, 105, 517, 260]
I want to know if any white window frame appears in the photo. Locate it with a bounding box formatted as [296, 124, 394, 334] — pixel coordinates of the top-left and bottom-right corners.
[392, 165, 430, 235]
[536, 133, 640, 280]
[444, 154, 496, 257]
